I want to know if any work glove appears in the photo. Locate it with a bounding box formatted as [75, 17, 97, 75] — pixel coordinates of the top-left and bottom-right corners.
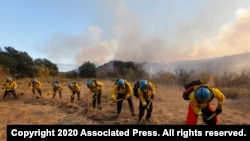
[151, 94, 155, 99]
[92, 93, 97, 99]
[124, 94, 130, 100]
[142, 101, 148, 109]
[215, 104, 222, 115]
[202, 116, 212, 124]
[196, 110, 203, 116]
[112, 99, 117, 103]
[182, 93, 189, 100]
[111, 95, 117, 103]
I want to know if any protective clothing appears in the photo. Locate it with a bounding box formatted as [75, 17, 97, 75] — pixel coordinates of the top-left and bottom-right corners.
[194, 87, 213, 102]
[138, 80, 155, 105]
[53, 83, 59, 88]
[142, 101, 147, 107]
[186, 85, 225, 125]
[117, 79, 125, 87]
[52, 81, 62, 99]
[215, 104, 223, 115]
[139, 80, 149, 90]
[87, 80, 104, 109]
[2, 78, 18, 100]
[124, 94, 130, 100]
[196, 110, 203, 116]
[68, 83, 73, 88]
[6, 77, 12, 82]
[138, 80, 155, 123]
[32, 79, 37, 83]
[86, 80, 92, 88]
[111, 95, 116, 100]
[110, 79, 135, 116]
[68, 82, 81, 102]
[29, 79, 42, 98]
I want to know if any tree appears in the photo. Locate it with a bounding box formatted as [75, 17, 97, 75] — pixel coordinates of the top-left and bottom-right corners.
[79, 61, 96, 78]
[112, 60, 148, 80]
[96, 60, 148, 80]
[0, 53, 17, 74]
[175, 68, 195, 86]
[4, 46, 35, 77]
[34, 58, 59, 76]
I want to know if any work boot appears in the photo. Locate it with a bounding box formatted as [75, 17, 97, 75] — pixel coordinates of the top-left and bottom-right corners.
[98, 104, 102, 110]
[3, 93, 7, 100]
[52, 93, 56, 99]
[71, 96, 74, 102]
[146, 118, 151, 123]
[13, 93, 18, 99]
[116, 113, 120, 119]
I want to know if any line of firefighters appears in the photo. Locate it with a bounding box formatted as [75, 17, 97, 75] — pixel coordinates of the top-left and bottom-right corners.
[1, 77, 225, 125]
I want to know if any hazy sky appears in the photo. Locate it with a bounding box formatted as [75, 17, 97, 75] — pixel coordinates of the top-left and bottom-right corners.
[1, 0, 250, 72]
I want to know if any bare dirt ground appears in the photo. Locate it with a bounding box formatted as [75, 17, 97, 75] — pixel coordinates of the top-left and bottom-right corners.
[0, 78, 250, 140]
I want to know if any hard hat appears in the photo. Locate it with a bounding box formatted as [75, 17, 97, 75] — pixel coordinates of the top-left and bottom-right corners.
[53, 82, 59, 88]
[117, 79, 125, 87]
[194, 87, 213, 102]
[68, 83, 73, 88]
[6, 77, 12, 82]
[139, 80, 149, 90]
[32, 79, 37, 83]
[86, 80, 92, 88]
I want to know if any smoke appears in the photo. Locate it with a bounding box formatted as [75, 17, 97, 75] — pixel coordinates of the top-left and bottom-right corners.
[38, 1, 250, 71]
[184, 7, 250, 60]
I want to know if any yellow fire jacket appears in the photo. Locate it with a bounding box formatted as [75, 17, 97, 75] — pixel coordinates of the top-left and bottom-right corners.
[138, 81, 155, 106]
[2, 81, 17, 91]
[29, 80, 41, 89]
[69, 83, 80, 93]
[110, 81, 132, 100]
[88, 80, 103, 94]
[189, 85, 225, 115]
[53, 83, 62, 92]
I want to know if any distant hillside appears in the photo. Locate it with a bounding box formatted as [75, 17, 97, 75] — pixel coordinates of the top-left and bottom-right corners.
[62, 52, 250, 75]
[143, 52, 250, 75]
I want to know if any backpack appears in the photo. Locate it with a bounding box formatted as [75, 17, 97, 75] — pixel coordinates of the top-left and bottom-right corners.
[133, 81, 140, 98]
[183, 80, 204, 100]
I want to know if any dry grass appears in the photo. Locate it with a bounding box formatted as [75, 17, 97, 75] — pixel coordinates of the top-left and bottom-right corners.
[0, 77, 250, 140]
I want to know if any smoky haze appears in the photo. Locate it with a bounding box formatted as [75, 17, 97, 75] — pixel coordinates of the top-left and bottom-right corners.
[37, 1, 250, 72]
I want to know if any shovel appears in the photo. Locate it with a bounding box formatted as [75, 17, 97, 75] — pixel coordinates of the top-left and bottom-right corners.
[206, 113, 217, 120]
[139, 99, 152, 124]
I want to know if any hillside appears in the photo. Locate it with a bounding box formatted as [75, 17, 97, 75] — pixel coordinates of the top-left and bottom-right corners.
[58, 52, 250, 76]
[1, 77, 250, 140]
[143, 52, 250, 75]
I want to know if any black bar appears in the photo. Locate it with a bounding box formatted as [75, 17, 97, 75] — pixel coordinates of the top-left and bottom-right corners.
[7, 125, 249, 140]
